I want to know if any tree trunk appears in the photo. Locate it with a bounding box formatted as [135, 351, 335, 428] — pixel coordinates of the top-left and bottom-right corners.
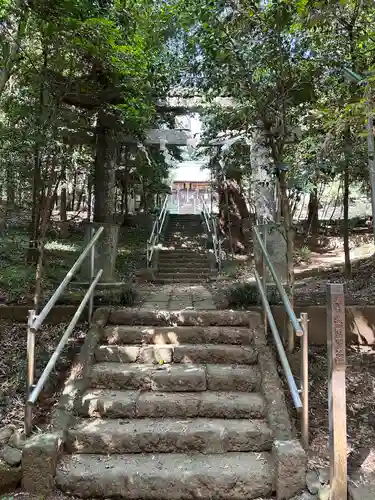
[70, 171, 77, 211]
[59, 163, 69, 237]
[250, 122, 275, 223]
[27, 148, 42, 264]
[6, 164, 15, 206]
[0, 3, 29, 96]
[87, 173, 93, 221]
[307, 186, 319, 242]
[27, 44, 48, 263]
[76, 189, 84, 211]
[93, 112, 117, 223]
[343, 160, 351, 277]
[279, 170, 295, 352]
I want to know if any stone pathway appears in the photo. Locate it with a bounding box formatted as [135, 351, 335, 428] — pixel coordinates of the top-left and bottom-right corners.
[142, 285, 216, 310]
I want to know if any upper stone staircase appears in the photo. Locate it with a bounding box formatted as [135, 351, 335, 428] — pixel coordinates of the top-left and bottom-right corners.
[154, 214, 216, 284]
[53, 308, 305, 499]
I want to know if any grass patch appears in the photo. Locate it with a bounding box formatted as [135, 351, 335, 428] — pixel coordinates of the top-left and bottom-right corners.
[0, 224, 148, 305]
[225, 282, 260, 309]
[224, 282, 282, 309]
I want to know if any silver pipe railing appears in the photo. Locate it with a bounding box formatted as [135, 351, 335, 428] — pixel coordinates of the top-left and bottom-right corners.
[25, 226, 104, 436]
[253, 226, 303, 337]
[253, 226, 309, 449]
[147, 195, 169, 267]
[254, 269, 302, 409]
[201, 198, 221, 270]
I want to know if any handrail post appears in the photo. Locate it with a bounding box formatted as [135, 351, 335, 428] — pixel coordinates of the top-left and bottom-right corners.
[218, 236, 221, 271]
[262, 229, 268, 335]
[27, 310, 36, 396]
[25, 309, 36, 435]
[300, 312, 309, 450]
[88, 227, 95, 324]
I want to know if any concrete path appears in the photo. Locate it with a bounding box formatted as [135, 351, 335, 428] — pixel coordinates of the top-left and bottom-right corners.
[142, 285, 216, 310]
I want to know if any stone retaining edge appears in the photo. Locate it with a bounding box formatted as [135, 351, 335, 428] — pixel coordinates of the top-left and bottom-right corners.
[108, 308, 261, 326]
[21, 307, 110, 495]
[253, 321, 306, 499]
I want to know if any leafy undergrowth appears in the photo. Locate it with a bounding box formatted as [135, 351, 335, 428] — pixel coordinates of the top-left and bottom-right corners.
[0, 225, 147, 305]
[0, 320, 85, 429]
[214, 240, 375, 307]
[282, 345, 375, 473]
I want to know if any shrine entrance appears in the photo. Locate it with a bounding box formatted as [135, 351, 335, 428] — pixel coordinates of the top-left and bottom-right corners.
[168, 182, 216, 215]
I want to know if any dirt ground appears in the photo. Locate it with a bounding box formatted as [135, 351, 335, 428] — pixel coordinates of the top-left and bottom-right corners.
[284, 344, 375, 474]
[219, 234, 375, 306]
[0, 320, 85, 430]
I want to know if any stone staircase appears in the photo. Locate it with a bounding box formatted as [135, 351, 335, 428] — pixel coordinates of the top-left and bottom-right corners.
[154, 214, 215, 284]
[49, 308, 306, 499]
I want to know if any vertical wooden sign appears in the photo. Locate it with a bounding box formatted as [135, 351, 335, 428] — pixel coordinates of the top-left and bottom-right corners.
[326, 283, 347, 500]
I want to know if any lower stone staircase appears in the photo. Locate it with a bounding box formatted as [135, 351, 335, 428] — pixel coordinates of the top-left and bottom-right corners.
[50, 308, 306, 499]
[154, 213, 215, 284]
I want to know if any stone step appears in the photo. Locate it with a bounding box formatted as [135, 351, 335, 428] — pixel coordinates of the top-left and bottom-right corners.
[79, 389, 266, 419]
[108, 309, 259, 327]
[159, 249, 206, 255]
[56, 452, 274, 499]
[95, 344, 258, 364]
[65, 417, 273, 454]
[161, 244, 206, 249]
[157, 262, 211, 269]
[103, 325, 255, 346]
[158, 256, 208, 262]
[156, 272, 213, 278]
[157, 267, 213, 274]
[89, 363, 261, 392]
[153, 278, 211, 284]
[157, 255, 208, 261]
[158, 248, 207, 254]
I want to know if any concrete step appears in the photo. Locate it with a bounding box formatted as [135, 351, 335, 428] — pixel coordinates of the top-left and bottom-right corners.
[158, 256, 208, 262]
[65, 417, 273, 454]
[89, 363, 261, 392]
[103, 325, 256, 346]
[157, 255, 208, 261]
[108, 309, 260, 327]
[157, 267, 213, 274]
[56, 452, 274, 499]
[95, 344, 258, 364]
[157, 260, 208, 267]
[159, 249, 206, 255]
[79, 389, 266, 419]
[157, 262, 211, 269]
[168, 216, 202, 220]
[156, 271, 213, 277]
[153, 278, 212, 284]
[161, 244, 206, 249]
[155, 274, 212, 281]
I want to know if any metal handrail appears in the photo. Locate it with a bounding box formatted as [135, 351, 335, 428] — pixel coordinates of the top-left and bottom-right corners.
[25, 226, 104, 436]
[201, 198, 221, 270]
[253, 224, 309, 450]
[253, 226, 303, 336]
[254, 269, 302, 409]
[147, 194, 169, 267]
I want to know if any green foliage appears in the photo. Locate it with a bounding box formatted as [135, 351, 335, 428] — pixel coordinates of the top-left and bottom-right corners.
[95, 285, 138, 307]
[294, 245, 312, 264]
[225, 283, 260, 309]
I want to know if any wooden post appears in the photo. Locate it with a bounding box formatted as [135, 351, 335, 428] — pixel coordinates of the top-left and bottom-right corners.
[326, 283, 347, 500]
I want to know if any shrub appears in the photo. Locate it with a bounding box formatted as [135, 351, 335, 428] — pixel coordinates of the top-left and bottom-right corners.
[224, 282, 283, 309]
[225, 282, 260, 309]
[95, 285, 138, 306]
[294, 245, 312, 264]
